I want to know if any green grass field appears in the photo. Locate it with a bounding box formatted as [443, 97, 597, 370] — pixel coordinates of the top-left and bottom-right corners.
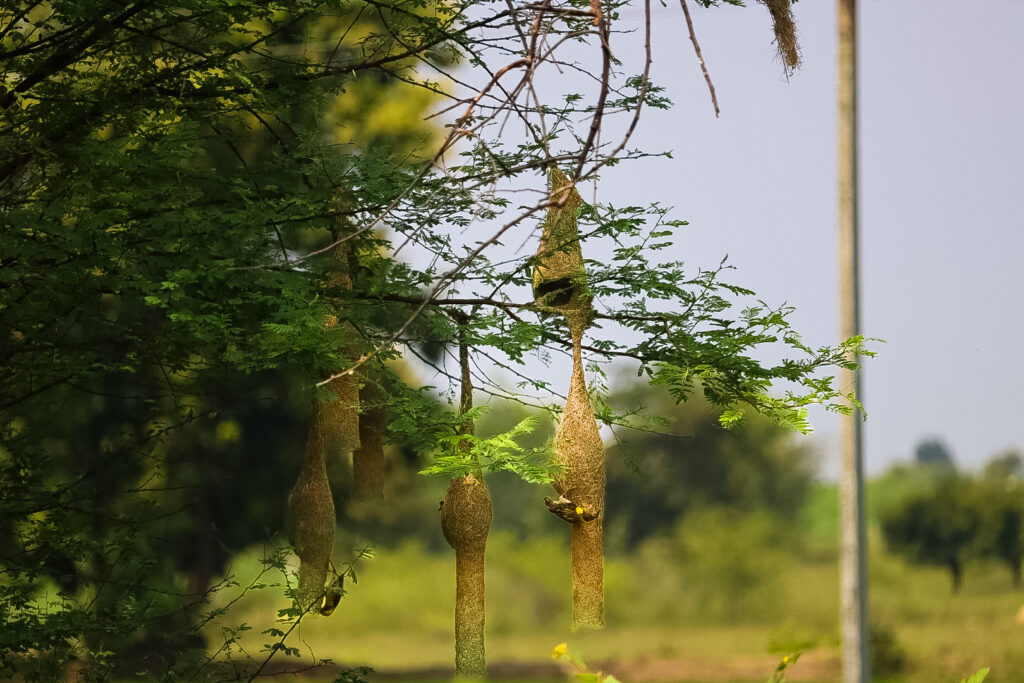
[207, 518, 1024, 683]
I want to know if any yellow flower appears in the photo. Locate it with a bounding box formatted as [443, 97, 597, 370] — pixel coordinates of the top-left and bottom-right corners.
[551, 642, 568, 660]
[575, 506, 584, 516]
[782, 655, 790, 664]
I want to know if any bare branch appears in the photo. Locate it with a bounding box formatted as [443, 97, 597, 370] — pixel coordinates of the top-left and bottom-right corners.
[679, 0, 721, 117]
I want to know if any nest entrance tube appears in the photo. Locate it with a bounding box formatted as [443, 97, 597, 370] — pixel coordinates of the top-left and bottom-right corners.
[555, 334, 605, 629]
[533, 167, 605, 629]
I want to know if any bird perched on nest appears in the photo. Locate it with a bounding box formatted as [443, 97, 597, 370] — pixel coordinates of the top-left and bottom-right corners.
[544, 495, 598, 524]
[319, 571, 344, 616]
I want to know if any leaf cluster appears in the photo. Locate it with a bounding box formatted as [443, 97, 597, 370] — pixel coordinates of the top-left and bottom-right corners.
[419, 414, 562, 483]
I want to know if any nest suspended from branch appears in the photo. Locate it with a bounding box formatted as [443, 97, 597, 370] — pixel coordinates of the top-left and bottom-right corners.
[286, 402, 336, 611]
[438, 335, 492, 677]
[440, 470, 491, 677]
[533, 167, 605, 628]
[553, 340, 606, 629]
[321, 240, 361, 457]
[532, 167, 594, 339]
[285, 236, 361, 612]
[352, 373, 386, 501]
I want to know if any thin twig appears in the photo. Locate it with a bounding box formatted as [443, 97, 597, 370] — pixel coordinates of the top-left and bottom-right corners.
[679, 0, 720, 117]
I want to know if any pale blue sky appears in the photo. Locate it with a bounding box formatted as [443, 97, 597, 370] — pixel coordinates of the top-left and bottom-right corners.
[593, 0, 1024, 474]
[422, 0, 1024, 476]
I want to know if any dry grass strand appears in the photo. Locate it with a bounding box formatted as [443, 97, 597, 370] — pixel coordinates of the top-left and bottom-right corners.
[760, 0, 800, 71]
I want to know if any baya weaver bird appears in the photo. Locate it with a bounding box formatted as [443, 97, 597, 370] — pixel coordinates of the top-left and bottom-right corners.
[320, 568, 345, 616]
[544, 495, 598, 524]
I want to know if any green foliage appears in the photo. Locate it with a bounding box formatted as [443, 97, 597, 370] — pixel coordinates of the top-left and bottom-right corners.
[869, 623, 907, 677]
[3, 0, 866, 675]
[669, 508, 793, 622]
[915, 438, 956, 470]
[766, 651, 801, 683]
[972, 474, 1024, 586]
[552, 642, 623, 683]
[960, 668, 990, 683]
[1, 0, 441, 675]
[418, 413, 561, 483]
[982, 449, 1023, 481]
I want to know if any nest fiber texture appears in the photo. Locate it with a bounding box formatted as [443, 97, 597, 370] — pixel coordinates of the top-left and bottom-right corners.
[760, 0, 800, 70]
[321, 240, 361, 456]
[321, 366, 360, 456]
[554, 337, 605, 628]
[441, 472, 492, 553]
[352, 378, 386, 501]
[441, 473, 492, 677]
[286, 402, 336, 611]
[532, 168, 594, 338]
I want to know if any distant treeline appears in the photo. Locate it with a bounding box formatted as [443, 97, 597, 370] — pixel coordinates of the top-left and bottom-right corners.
[878, 440, 1023, 592]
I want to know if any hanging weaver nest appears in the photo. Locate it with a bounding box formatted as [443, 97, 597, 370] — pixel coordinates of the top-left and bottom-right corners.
[352, 376, 386, 501]
[553, 352, 605, 506]
[438, 336, 491, 677]
[553, 346, 606, 628]
[532, 167, 595, 339]
[286, 402, 336, 611]
[759, 0, 800, 71]
[441, 346, 491, 552]
[440, 472, 491, 677]
[533, 167, 605, 627]
[441, 471, 492, 552]
[285, 237, 361, 611]
[320, 364, 360, 457]
[321, 241, 361, 456]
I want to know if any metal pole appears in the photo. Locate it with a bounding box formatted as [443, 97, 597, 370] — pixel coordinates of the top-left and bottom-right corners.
[838, 0, 870, 681]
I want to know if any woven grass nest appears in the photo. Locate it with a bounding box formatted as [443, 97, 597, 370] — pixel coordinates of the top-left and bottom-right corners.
[532, 167, 594, 338]
[286, 403, 337, 610]
[286, 239, 363, 610]
[760, 0, 800, 70]
[533, 167, 605, 628]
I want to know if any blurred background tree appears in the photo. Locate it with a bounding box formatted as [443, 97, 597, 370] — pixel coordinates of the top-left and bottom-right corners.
[975, 451, 1024, 587]
[914, 437, 956, 471]
[604, 382, 816, 552]
[880, 475, 980, 592]
[879, 443, 1024, 594]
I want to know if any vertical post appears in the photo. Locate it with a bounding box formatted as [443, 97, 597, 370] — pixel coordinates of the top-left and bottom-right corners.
[838, 1, 870, 681]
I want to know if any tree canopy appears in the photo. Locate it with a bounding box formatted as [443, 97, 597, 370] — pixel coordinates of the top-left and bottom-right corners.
[1, 0, 863, 678]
